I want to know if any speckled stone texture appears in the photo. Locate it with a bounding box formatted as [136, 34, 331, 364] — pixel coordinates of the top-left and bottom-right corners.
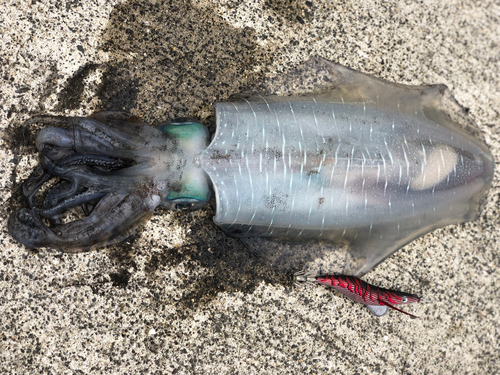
[0, 0, 499, 374]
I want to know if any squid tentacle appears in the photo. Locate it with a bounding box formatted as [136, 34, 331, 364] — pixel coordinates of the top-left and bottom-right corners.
[53, 153, 130, 170]
[34, 117, 152, 159]
[9, 192, 157, 251]
[22, 165, 53, 208]
[39, 190, 107, 220]
[43, 178, 81, 207]
[39, 154, 141, 192]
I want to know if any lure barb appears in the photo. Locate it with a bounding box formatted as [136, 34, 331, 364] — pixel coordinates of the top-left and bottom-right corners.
[294, 269, 421, 318]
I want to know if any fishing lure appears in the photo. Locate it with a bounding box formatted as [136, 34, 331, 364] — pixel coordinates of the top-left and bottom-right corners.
[8, 57, 494, 277]
[294, 268, 421, 318]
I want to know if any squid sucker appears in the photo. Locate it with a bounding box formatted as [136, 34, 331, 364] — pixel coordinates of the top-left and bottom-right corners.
[8, 57, 494, 277]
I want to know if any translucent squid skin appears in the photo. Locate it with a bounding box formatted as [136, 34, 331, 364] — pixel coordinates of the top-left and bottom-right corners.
[9, 58, 494, 277]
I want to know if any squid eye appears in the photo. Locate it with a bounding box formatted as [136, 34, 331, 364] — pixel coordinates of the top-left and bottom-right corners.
[175, 203, 192, 211]
[401, 296, 408, 303]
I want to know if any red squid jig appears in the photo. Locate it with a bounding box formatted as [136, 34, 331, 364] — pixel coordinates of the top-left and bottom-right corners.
[294, 268, 421, 318]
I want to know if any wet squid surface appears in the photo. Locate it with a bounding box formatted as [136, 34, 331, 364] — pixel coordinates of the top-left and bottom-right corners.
[9, 58, 494, 277]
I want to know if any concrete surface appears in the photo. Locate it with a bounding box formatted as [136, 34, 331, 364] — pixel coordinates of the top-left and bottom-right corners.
[1, 0, 499, 374]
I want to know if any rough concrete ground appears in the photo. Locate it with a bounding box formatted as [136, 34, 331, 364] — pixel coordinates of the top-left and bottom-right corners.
[1, 0, 499, 374]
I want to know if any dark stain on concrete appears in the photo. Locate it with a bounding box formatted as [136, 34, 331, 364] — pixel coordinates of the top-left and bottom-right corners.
[264, 0, 315, 27]
[97, 0, 269, 124]
[57, 63, 100, 110]
[143, 206, 282, 311]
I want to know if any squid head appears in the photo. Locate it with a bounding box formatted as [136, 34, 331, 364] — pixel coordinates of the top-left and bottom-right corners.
[9, 112, 210, 252]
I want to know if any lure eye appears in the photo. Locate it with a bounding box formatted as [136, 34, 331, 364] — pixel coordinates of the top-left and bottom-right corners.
[401, 296, 408, 303]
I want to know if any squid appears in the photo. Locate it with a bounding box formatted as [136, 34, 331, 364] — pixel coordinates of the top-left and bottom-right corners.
[8, 57, 494, 277]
